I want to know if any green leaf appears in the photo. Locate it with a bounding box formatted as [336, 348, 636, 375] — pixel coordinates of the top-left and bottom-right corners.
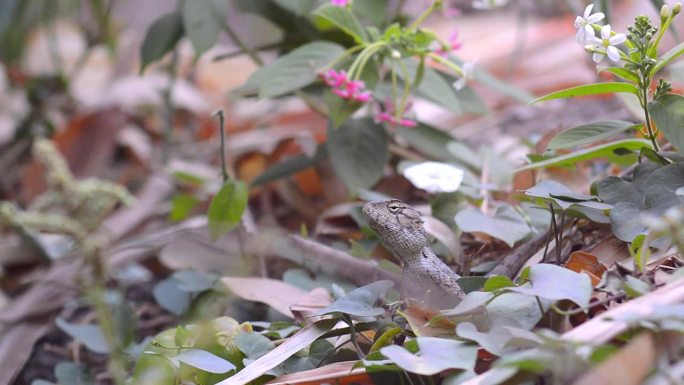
[170, 194, 199, 222]
[315, 280, 394, 317]
[483, 275, 515, 292]
[247, 41, 344, 98]
[380, 337, 477, 375]
[173, 349, 236, 374]
[324, 90, 364, 129]
[207, 180, 248, 240]
[395, 124, 458, 162]
[517, 139, 652, 171]
[651, 42, 684, 75]
[547, 120, 637, 150]
[140, 12, 184, 72]
[352, 0, 388, 26]
[456, 323, 542, 357]
[508, 264, 592, 307]
[599, 67, 639, 83]
[327, 118, 388, 195]
[182, 0, 229, 56]
[312, 4, 367, 43]
[530, 82, 639, 104]
[455, 205, 532, 247]
[525, 180, 612, 211]
[649, 94, 684, 156]
[153, 278, 190, 316]
[252, 146, 325, 186]
[56, 318, 109, 354]
[401, 59, 463, 114]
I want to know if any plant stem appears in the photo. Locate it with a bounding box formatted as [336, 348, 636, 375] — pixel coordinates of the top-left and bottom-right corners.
[214, 109, 229, 183]
[641, 83, 660, 151]
[343, 314, 366, 359]
[409, 0, 439, 30]
[161, 49, 178, 164]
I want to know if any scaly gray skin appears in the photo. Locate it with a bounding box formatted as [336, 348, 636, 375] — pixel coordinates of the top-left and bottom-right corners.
[362, 199, 465, 306]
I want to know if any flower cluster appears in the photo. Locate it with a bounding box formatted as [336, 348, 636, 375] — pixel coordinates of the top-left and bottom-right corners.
[321, 69, 372, 103]
[330, 0, 349, 7]
[573, 4, 626, 64]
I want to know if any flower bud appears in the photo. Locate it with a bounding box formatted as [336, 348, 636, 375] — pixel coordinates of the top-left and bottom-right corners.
[391, 49, 401, 59]
[584, 45, 596, 53]
[674, 2, 682, 14]
[645, 32, 652, 40]
[661, 4, 670, 20]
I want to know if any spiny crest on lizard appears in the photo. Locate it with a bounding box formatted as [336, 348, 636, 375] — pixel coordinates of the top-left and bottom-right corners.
[362, 199, 430, 258]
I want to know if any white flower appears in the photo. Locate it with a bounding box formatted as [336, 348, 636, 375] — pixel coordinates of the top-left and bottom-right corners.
[452, 61, 476, 91]
[403, 162, 464, 194]
[573, 4, 605, 44]
[472, 0, 509, 10]
[590, 25, 626, 63]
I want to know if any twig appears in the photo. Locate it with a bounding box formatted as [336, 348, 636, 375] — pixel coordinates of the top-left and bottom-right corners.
[343, 314, 365, 359]
[213, 109, 229, 183]
[485, 231, 549, 278]
[286, 235, 401, 286]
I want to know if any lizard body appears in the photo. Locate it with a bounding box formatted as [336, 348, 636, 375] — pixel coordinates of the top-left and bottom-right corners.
[362, 199, 465, 307]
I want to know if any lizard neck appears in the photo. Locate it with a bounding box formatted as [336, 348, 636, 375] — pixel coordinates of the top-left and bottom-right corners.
[395, 245, 435, 264]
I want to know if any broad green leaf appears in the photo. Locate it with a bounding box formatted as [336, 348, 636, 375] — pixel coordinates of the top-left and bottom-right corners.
[448, 54, 535, 104]
[315, 280, 394, 317]
[312, 4, 367, 43]
[395, 124, 458, 162]
[401, 59, 463, 114]
[530, 82, 639, 104]
[153, 278, 190, 316]
[598, 162, 684, 244]
[455, 205, 532, 247]
[139, 12, 184, 72]
[380, 337, 477, 375]
[247, 41, 344, 98]
[352, 0, 388, 26]
[508, 264, 592, 307]
[55, 362, 93, 385]
[651, 42, 684, 75]
[486, 292, 547, 330]
[252, 146, 325, 186]
[173, 349, 236, 374]
[208, 180, 248, 240]
[170, 194, 199, 222]
[525, 180, 612, 211]
[649, 94, 684, 156]
[327, 118, 388, 195]
[440, 291, 493, 317]
[456, 323, 542, 357]
[272, 0, 317, 15]
[182, 0, 229, 56]
[547, 120, 637, 150]
[56, 318, 109, 354]
[517, 139, 652, 171]
[599, 67, 639, 83]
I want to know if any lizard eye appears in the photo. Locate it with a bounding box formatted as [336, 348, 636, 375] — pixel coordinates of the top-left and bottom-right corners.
[387, 201, 402, 213]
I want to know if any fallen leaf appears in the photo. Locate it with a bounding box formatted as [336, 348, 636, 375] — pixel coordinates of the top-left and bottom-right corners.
[221, 277, 309, 319]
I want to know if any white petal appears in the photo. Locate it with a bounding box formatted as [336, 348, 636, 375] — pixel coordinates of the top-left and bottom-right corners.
[584, 24, 595, 38]
[403, 162, 464, 193]
[586, 12, 604, 23]
[583, 4, 594, 18]
[574, 16, 583, 28]
[606, 46, 621, 62]
[576, 28, 585, 44]
[609, 33, 626, 45]
[600, 25, 611, 40]
[453, 78, 467, 90]
[592, 52, 604, 63]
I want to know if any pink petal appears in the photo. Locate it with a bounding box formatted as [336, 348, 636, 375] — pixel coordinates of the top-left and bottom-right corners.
[354, 91, 372, 103]
[399, 119, 417, 127]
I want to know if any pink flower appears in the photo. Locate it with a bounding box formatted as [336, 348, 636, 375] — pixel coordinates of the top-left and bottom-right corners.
[375, 101, 417, 127]
[330, 0, 349, 6]
[433, 31, 462, 57]
[320, 70, 372, 103]
[321, 69, 348, 87]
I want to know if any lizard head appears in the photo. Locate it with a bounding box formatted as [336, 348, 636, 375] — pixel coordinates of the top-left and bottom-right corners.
[362, 199, 429, 257]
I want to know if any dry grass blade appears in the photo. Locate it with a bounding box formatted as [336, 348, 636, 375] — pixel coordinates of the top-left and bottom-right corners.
[217, 319, 338, 385]
[264, 361, 369, 385]
[220, 277, 309, 318]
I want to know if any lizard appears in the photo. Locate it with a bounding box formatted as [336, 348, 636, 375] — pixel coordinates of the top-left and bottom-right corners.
[362, 199, 466, 308]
